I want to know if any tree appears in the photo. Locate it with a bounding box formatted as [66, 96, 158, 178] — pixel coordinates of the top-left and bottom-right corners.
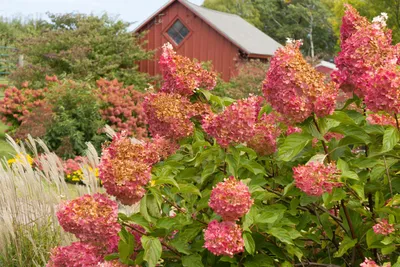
[203, 0, 337, 59]
[8, 13, 152, 89]
[329, 0, 400, 44]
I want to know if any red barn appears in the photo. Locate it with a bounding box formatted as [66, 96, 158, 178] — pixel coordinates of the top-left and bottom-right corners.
[135, 0, 282, 81]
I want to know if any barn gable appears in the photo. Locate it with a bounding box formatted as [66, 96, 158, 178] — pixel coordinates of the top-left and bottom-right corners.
[135, 0, 282, 81]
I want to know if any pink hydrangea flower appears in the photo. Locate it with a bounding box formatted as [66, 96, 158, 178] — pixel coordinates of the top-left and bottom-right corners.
[247, 113, 281, 156]
[366, 113, 397, 127]
[292, 162, 342, 196]
[203, 220, 244, 257]
[57, 193, 120, 244]
[98, 133, 153, 205]
[286, 126, 302, 135]
[97, 261, 132, 267]
[332, 5, 399, 97]
[202, 96, 263, 147]
[364, 67, 400, 115]
[209, 176, 253, 221]
[263, 40, 338, 123]
[373, 219, 395, 235]
[159, 43, 217, 96]
[47, 242, 104, 267]
[143, 92, 196, 140]
[360, 258, 381, 267]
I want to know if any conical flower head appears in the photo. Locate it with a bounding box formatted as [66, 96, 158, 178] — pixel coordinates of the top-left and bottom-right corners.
[292, 162, 342, 196]
[203, 220, 244, 257]
[56, 193, 120, 244]
[340, 4, 369, 44]
[99, 133, 152, 205]
[202, 96, 263, 147]
[263, 40, 337, 123]
[247, 112, 281, 156]
[143, 92, 195, 140]
[332, 6, 399, 97]
[160, 43, 217, 96]
[209, 176, 253, 221]
[47, 242, 104, 267]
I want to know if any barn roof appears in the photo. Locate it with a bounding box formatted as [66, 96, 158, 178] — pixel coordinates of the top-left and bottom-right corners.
[134, 0, 282, 57]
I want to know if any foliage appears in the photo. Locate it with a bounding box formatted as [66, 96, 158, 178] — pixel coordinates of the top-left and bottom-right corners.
[0, 77, 150, 158]
[43, 79, 106, 158]
[45, 7, 400, 266]
[213, 59, 269, 99]
[8, 13, 151, 89]
[203, 0, 337, 58]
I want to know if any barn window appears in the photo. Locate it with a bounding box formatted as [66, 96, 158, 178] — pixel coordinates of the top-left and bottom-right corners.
[167, 19, 189, 45]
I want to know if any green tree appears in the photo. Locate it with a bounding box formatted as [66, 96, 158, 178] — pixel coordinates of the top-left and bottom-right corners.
[9, 13, 152, 89]
[203, 0, 337, 59]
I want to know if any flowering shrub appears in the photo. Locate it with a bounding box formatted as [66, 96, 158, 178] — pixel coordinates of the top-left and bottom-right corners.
[47, 7, 400, 267]
[97, 79, 147, 138]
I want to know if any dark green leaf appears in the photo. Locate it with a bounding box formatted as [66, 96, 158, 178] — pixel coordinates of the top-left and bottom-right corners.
[182, 254, 204, 267]
[334, 236, 357, 257]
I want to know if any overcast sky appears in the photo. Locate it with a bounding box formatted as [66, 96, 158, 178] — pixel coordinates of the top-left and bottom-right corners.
[0, 0, 204, 26]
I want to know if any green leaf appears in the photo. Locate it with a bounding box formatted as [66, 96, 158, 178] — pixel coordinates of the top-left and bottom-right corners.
[182, 254, 204, 267]
[278, 133, 312, 161]
[226, 154, 238, 177]
[334, 236, 357, 257]
[175, 184, 202, 197]
[327, 111, 356, 125]
[241, 160, 266, 175]
[243, 254, 274, 267]
[351, 184, 365, 200]
[140, 196, 153, 222]
[267, 228, 294, 245]
[200, 163, 217, 184]
[118, 227, 135, 261]
[382, 244, 397, 255]
[243, 232, 255, 255]
[341, 170, 359, 181]
[306, 154, 327, 164]
[154, 176, 179, 188]
[142, 236, 162, 267]
[382, 126, 399, 152]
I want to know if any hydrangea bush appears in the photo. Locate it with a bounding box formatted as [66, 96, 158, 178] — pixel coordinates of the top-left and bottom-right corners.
[47, 7, 400, 267]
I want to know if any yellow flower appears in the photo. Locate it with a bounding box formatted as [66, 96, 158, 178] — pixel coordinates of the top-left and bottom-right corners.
[7, 153, 33, 166]
[150, 180, 156, 187]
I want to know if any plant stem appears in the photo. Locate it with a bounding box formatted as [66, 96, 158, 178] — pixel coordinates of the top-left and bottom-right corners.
[312, 115, 331, 163]
[383, 156, 394, 197]
[121, 222, 181, 257]
[395, 113, 400, 132]
[162, 196, 207, 225]
[340, 200, 364, 261]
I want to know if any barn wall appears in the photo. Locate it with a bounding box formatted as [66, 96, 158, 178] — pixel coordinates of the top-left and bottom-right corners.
[137, 1, 240, 81]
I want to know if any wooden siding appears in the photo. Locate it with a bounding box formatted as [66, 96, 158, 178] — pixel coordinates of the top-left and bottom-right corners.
[137, 1, 240, 81]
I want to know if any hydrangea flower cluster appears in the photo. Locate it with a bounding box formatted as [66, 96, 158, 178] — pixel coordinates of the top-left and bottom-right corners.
[292, 162, 342, 196]
[332, 5, 399, 99]
[366, 113, 397, 127]
[56, 193, 120, 244]
[99, 133, 153, 205]
[159, 43, 217, 96]
[47, 242, 104, 267]
[263, 40, 338, 123]
[360, 258, 391, 267]
[202, 96, 263, 147]
[209, 176, 253, 221]
[97, 78, 147, 138]
[363, 67, 400, 115]
[286, 125, 302, 135]
[247, 113, 281, 156]
[203, 220, 244, 257]
[143, 92, 196, 140]
[0, 86, 47, 126]
[373, 219, 395, 235]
